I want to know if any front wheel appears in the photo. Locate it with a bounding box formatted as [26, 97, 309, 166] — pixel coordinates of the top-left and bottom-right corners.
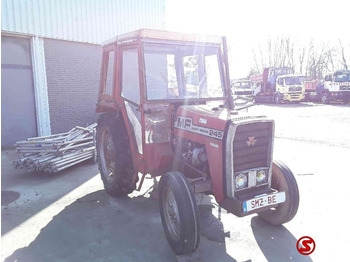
[274, 93, 281, 104]
[159, 171, 200, 255]
[258, 160, 299, 225]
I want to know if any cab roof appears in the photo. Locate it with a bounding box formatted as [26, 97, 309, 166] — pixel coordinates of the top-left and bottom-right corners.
[102, 29, 223, 47]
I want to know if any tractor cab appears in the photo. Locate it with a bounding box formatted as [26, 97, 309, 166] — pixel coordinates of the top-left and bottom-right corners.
[96, 29, 231, 178]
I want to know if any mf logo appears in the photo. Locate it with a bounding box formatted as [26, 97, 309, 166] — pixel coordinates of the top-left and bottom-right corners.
[246, 136, 257, 147]
[176, 116, 191, 129]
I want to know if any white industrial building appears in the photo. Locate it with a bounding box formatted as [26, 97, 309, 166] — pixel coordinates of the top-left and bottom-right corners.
[1, 0, 166, 147]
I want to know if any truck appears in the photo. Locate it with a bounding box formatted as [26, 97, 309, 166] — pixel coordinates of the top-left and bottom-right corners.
[307, 71, 350, 104]
[96, 29, 299, 255]
[231, 79, 254, 100]
[250, 67, 306, 104]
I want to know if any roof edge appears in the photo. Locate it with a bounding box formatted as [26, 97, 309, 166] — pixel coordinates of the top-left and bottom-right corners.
[102, 29, 223, 46]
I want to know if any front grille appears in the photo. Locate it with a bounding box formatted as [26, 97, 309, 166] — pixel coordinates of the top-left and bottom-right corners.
[289, 92, 302, 99]
[235, 90, 253, 95]
[289, 86, 302, 92]
[232, 122, 272, 172]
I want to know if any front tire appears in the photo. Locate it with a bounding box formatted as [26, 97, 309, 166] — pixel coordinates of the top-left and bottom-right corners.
[258, 160, 299, 225]
[159, 171, 200, 255]
[274, 93, 281, 104]
[96, 113, 134, 197]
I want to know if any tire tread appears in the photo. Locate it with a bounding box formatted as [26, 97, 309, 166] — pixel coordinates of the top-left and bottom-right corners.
[159, 171, 200, 255]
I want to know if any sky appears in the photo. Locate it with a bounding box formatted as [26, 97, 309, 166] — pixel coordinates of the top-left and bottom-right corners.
[165, 0, 350, 78]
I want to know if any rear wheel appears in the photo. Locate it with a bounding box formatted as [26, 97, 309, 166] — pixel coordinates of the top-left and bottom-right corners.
[258, 160, 299, 225]
[159, 171, 200, 255]
[321, 92, 330, 104]
[96, 113, 134, 197]
[255, 93, 262, 103]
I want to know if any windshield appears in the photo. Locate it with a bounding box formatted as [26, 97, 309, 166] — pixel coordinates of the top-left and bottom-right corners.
[334, 72, 350, 82]
[284, 76, 305, 85]
[272, 68, 293, 76]
[233, 81, 252, 89]
[144, 43, 224, 101]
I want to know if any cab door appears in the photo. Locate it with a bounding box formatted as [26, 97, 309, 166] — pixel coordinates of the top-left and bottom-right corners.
[118, 44, 145, 176]
[141, 43, 175, 175]
[96, 44, 118, 112]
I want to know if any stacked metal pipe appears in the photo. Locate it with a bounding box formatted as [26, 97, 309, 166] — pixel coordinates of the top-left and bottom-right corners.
[13, 123, 97, 173]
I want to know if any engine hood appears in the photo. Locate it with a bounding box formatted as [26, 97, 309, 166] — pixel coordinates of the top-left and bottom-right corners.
[173, 104, 272, 204]
[174, 104, 267, 140]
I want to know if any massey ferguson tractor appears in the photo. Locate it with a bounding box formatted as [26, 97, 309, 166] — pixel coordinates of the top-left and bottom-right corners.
[96, 29, 299, 255]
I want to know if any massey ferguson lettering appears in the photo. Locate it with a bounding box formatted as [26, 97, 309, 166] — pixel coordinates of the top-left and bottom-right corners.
[175, 116, 223, 140]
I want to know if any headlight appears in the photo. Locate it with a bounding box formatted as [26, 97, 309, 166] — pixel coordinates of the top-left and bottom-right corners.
[235, 173, 247, 189]
[257, 170, 266, 183]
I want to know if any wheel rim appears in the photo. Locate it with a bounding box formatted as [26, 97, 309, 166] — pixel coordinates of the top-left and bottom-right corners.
[275, 95, 280, 104]
[270, 165, 288, 212]
[163, 187, 181, 241]
[99, 126, 116, 184]
[322, 94, 328, 103]
[271, 170, 282, 191]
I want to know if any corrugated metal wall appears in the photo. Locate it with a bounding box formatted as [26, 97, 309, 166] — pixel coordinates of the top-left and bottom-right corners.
[1, 0, 166, 44]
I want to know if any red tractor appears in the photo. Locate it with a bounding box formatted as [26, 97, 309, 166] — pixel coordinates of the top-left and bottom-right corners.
[96, 29, 299, 255]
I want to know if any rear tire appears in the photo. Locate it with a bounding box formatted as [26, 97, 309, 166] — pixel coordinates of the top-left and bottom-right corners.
[321, 92, 330, 104]
[96, 113, 135, 197]
[255, 94, 262, 103]
[159, 171, 200, 255]
[258, 160, 299, 225]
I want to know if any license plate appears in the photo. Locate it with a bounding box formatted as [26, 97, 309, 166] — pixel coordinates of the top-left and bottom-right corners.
[243, 192, 286, 213]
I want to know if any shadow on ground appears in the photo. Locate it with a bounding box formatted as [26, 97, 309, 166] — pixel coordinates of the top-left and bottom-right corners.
[5, 190, 235, 262]
[1, 149, 99, 236]
[251, 216, 313, 262]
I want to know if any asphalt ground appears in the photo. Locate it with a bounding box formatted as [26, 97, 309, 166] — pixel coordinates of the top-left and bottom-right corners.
[1, 102, 350, 262]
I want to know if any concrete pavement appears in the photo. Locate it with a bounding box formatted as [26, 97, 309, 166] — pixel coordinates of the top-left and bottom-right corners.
[2, 102, 350, 261]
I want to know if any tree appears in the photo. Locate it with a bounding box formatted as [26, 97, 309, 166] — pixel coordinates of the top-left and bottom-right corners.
[250, 36, 349, 80]
[251, 36, 296, 74]
[338, 39, 348, 71]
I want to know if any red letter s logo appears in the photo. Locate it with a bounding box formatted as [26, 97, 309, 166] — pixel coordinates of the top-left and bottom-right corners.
[297, 236, 316, 255]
